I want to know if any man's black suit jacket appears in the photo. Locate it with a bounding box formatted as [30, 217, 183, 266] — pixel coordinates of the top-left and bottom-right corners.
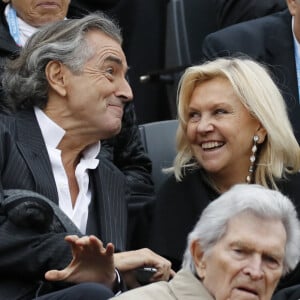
[0, 109, 129, 299]
[272, 284, 300, 300]
[202, 9, 300, 144]
[215, 0, 287, 29]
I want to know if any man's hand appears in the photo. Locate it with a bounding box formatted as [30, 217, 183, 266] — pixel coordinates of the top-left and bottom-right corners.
[114, 248, 175, 288]
[45, 235, 116, 288]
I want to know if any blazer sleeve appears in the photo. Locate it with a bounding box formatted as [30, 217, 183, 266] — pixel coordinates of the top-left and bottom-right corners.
[0, 119, 74, 280]
[0, 222, 74, 280]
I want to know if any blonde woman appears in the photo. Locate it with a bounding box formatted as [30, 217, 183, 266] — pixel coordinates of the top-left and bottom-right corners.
[150, 58, 300, 291]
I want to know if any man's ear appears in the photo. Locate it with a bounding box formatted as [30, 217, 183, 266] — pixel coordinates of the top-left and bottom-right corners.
[45, 60, 67, 97]
[190, 240, 206, 279]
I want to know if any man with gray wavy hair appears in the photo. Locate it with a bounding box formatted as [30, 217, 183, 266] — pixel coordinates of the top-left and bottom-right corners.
[0, 12, 172, 300]
[113, 184, 300, 300]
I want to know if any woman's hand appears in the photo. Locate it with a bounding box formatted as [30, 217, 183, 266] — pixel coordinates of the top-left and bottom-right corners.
[45, 235, 116, 288]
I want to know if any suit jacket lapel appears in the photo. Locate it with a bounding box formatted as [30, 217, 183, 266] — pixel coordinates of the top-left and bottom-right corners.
[15, 110, 59, 202]
[266, 11, 298, 97]
[265, 10, 300, 141]
[87, 159, 127, 251]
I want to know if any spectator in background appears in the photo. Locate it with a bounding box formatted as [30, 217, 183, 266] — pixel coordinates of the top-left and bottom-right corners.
[202, 0, 300, 143]
[71, 0, 121, 11]
[113, 184, 300, 300]
[215, 0, 287, 29]
[0, 0, 154, 249]
[149, 58, 300, 290]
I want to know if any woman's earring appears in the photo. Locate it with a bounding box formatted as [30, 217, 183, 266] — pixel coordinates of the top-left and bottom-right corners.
[246, 135, 259, 184]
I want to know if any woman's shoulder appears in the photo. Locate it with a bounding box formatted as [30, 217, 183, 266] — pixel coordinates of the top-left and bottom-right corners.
[160, 168, 205, 189]
[156, 168, 217, 202]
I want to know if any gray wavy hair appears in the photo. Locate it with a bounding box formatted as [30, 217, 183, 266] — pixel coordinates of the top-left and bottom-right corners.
[2, 12, 122, 110]
[182, 184, 300, 276]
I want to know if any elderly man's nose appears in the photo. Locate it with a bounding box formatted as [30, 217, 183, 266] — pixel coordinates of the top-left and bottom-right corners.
[243, 257, 264, 280]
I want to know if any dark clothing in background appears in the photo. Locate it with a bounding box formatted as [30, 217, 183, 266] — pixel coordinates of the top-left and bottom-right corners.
[272, 284, 300, 300]
[71, 0, 121, 11]
[35, 283, 114, 300]
[215, 0, 287, 29]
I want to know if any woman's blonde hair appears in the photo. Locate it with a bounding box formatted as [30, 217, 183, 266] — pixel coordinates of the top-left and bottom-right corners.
[173, 57, 300, 189]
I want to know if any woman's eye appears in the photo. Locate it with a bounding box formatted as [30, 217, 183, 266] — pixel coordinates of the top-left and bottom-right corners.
[215, 108, 227, 114]
[188, 112, 201, 121]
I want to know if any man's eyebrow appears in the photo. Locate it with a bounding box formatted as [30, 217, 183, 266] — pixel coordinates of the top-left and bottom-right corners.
[230, 241, 283, 259]
[229, 241, 254, 252]
[104, 55, 122, 65]
[104, 55, 129, 73]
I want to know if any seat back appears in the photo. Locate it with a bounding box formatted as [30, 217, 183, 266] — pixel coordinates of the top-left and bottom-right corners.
[139, 119, 178, 191]
[165, 0, 218, 117]
[165, 0, 218, 68]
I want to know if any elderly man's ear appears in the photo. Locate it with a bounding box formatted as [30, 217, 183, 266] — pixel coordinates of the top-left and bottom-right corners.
[190, 240, 207, 280]
[45, 60, 68, 97]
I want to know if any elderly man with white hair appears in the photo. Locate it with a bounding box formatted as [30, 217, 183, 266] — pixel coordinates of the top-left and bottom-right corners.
[112, 184, 300, 300]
